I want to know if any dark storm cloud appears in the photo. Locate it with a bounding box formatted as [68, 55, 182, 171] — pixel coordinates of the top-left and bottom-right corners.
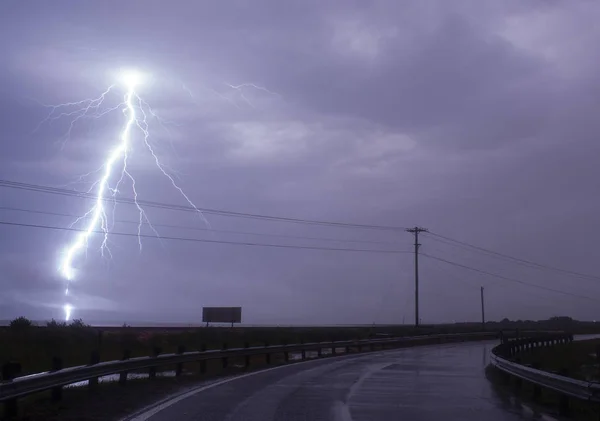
[2, 0, 600, 325]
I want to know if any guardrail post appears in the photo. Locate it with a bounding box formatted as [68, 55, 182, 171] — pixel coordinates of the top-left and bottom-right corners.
[2, 361, 21, 418]
[176, 345, 186, 376]
[222, 343, 229, 369]
[331, 340, 337, 355]
[283, 340, 290, 362]
[559, 368, 570, 416]
[300, 340, 306, 360]
[119, 349, 131, 385]
[149, 346, 161, 379]
[244, 342, 251, 369]
[199, 344, 207, 374]
[89, 350, 100, 389]
[51, 356, 63, 402]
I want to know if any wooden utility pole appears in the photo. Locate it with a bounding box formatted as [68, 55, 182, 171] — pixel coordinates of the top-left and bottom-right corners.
[406, 227, 428, 327]
[480, 286, 486, 330]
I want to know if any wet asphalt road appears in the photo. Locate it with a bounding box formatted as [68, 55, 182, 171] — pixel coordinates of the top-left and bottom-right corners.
[135, 341, 552, 421]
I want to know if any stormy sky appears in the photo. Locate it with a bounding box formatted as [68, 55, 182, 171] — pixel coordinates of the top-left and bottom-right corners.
[1, 1, 599, 325]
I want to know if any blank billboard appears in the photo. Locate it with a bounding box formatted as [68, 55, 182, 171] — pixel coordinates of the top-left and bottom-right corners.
[202, 307, 242, 324]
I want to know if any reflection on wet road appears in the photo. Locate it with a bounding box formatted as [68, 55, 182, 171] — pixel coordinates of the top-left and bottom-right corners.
[133, 341, 555, 421]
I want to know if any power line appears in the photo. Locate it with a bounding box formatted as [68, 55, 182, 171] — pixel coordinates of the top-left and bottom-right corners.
[0, 180, 406, 232]
[0, 220, 412, 254]
[425, 231, 600, 282]
[425, 256, 483, 289]
[421, 252, 599, 302]
[0, 206, 401, 247]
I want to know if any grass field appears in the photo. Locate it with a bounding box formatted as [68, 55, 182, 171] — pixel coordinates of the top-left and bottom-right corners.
[0, 322, 496, 377]
[514, 338, 600, 381]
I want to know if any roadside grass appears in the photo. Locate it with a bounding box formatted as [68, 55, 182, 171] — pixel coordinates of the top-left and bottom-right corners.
[514, 338, 600, 381]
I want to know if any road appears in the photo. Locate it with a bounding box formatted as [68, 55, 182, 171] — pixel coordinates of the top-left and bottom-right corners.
[127, 340, 553, 421]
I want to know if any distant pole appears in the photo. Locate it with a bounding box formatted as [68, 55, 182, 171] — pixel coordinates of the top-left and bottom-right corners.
[480, 286, 486, 330]
[406, 227, 428, 327]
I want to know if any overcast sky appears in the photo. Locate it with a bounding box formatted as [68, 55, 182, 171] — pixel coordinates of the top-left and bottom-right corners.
[1, 1, 600, 325]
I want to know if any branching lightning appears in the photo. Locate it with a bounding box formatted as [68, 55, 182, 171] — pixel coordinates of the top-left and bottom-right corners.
[224, 83, 280, 108]
[35, 70, 277, 322]
[38, 70, 208, 321]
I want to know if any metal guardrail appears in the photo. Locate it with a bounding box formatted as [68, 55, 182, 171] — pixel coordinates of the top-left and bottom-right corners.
[0, 331, 498, 406]
[490, 353, 600, 401]
[489, 334, 600, 412]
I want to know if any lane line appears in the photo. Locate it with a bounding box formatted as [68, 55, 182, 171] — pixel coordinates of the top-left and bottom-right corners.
[123, 351, 379, 421]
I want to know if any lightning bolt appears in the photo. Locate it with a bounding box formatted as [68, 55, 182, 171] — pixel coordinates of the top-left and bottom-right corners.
[37, 69, 208, 321]
[35, 70, 277, 322]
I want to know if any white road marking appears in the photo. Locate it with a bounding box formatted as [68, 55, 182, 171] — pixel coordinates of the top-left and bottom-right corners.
[123, 351, 386, 421]
[332, 401, 354, 421]
[331, 362, 391, 421]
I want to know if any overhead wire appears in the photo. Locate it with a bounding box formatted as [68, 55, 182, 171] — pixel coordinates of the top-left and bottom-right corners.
[0, 206, 401, 247]
[421, 252, 599, 303]
[0, 180, 406, 231]
[0, 220, 412, 254]
[425, 230, 600, 281]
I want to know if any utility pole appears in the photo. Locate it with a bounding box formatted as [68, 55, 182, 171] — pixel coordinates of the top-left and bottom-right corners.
[406, 227, 428, 327]
[480, 286, 486, 330]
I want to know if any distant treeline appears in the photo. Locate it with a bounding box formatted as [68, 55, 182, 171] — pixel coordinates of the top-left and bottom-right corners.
[469, 316, 600, 334]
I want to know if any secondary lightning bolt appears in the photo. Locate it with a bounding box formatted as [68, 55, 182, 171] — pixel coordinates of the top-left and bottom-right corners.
[224, 83, 280, 108]
[40, 70, 207, 321]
